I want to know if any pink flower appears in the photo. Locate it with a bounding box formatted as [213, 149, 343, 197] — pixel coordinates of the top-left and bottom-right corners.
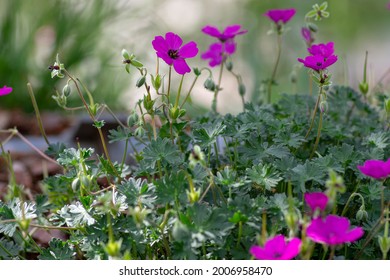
[0, 85, 12, 96]
[307, 215, 364, 245]
[152, 32, 198, 75]
[264, 9, 296, 24]
[298, 41, 338, 71]
[301, 27, 314, 46]
[202, 25, 247, 42]
[357, 159, 390, 180]
[304, 192, 328, 212]
[250, 235, 301, 260]
[308, 42, 335, 58]
[201, 41, 236, 67]
[297, 54, 338, 71]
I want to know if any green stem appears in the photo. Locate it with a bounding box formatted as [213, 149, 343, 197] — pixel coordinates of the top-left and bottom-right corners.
[305, 88, 322, 139]
[120, 139, 129, 173]
[167, 66, 172, 104]
[310, 110, 323, 158]
[212, 62, 224, 113]
[267, 34, 282, 103]
[236, 221, 243, 248]
[181, 75, 198, 107]
[341, 192, 365, 217]
[26, 83, 49, 145]
[174, 75, 185, 109]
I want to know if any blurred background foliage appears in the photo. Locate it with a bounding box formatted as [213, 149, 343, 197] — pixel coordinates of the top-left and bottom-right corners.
[1, 0, 390, 113]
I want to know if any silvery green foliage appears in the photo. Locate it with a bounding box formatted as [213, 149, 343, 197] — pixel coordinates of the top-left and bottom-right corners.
[57, 202, 95, 227]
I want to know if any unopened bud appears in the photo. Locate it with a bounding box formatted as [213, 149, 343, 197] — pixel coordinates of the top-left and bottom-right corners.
[127, 111, 139, 127]
[319, 101, 328, 113]
[385, 99, 390, 115]
[204, 77, 216, 91]
[238, 83, 246, 97]
[225, 61, 233, 71]
[307, 22, 318, 32]
[359, 82, 369, 95]
[105, 239, 122, 257]
[356, 208, 368, 221]
[62, 84, 71, 97]
[136, 75, 146, 88]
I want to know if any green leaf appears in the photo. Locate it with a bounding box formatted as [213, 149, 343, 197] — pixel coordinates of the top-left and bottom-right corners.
[364, 132, 389, 149]
[45, 142, 67, 159]
[0, 203, 16, 237]
[108, 126, 133, 143]
[291, 161, 326, 192]
[93, 120, 105, 129]
[38, 238, 76, 260]
[155, 172, 187, 205]
[141, 137, 183, 169]
[57, 202, 95, 227]
[246, 163, 282, 191]
[0, 238, 22, 259]
[117, 178, 156, 208]
[192, 120, 226, 149]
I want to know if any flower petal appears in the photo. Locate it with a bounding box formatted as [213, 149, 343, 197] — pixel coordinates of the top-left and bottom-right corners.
[157, 52, 173, 65]
[0, 86, 12, 96]
[223, 25, 243, 37]
[250, 245, 271, 260]
[224, 40, 236, 55]
[281, 238, 301, 260]
[202, 25, 222, 38]
[152, 35, 168, 53]
[179, 41, 198, 58]
[165, 32, 183, 50]
[173, 58, 191, 75]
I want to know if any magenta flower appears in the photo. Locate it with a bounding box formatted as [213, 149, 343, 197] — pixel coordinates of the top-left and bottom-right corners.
[202, 25, 247, 42]
[298, 54, 337, 71]
[301, 27, 314, 46]
[152, 32, 198, 75]
[357, 159, 390, 180]
[201, 41, 236, 67]
[304, 192, 328, 212]
[0, 85, 12, 96]
[250, 235, 301, 260]
[307, 215, 364, 245]
[264, 9, 296, 24]
[308, 42, 335, 58]
[298, 41, 338, 71]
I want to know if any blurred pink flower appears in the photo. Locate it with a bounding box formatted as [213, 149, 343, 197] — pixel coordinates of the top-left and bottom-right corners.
[298, 54, 337, 71]
[0, 85, 12, 96]
[264, 9, 296, 24]
[307, 215, 364, 245]
[201, 41, 236, 67]
[250, 234, 301, 260]
[304, 192, 328, 212]
[152, 32, 198, 75]
[308, 42, 335, 58]
[202, 25, 247, 42]
[357, 159, 390, 180]
[301, 27, 314, 46]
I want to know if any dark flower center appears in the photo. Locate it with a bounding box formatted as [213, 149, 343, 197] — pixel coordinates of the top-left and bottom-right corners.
[168, 49, 179, 59]
[273, 252, 282, 258]
[316, 62, 323, 66]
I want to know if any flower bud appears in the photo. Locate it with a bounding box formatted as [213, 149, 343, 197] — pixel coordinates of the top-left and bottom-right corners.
[307, 22, 318, 32]
[172, 220, 191, 241]
[129, 206, 150, 227]
[151, 74, 162, 91]
[319, 101, 328, 113]
[71, 178, 80, 191]
[105, 239, 122, 257]
[359, 82, 369, 95]
[378, 236, 390, 257]
[204, 77, 216, 91]
[385, 99, 390, 115]
[225, 61, 233, 71]
[127, 111, 139, 127]
[238, 83, 246, 97]
[62, 84, 71, 97]
[187, 188, 200, 204]
[356, 207, 368, 221]
[143, 95, 154, 112]
[136, 75, 146, 88]
[193, 67, 201, 76]
[169, 106, 180, 120]
[134, 126, 145, 138]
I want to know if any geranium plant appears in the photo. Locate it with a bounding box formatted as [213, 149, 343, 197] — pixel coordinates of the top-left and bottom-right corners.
[0, 2, 389, 261]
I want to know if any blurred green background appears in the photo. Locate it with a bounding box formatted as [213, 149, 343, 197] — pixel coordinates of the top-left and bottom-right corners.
[1, 0, 389, 114]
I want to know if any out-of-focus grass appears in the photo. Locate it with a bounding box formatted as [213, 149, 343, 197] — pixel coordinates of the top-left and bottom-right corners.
[0, 0, 128, 111]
